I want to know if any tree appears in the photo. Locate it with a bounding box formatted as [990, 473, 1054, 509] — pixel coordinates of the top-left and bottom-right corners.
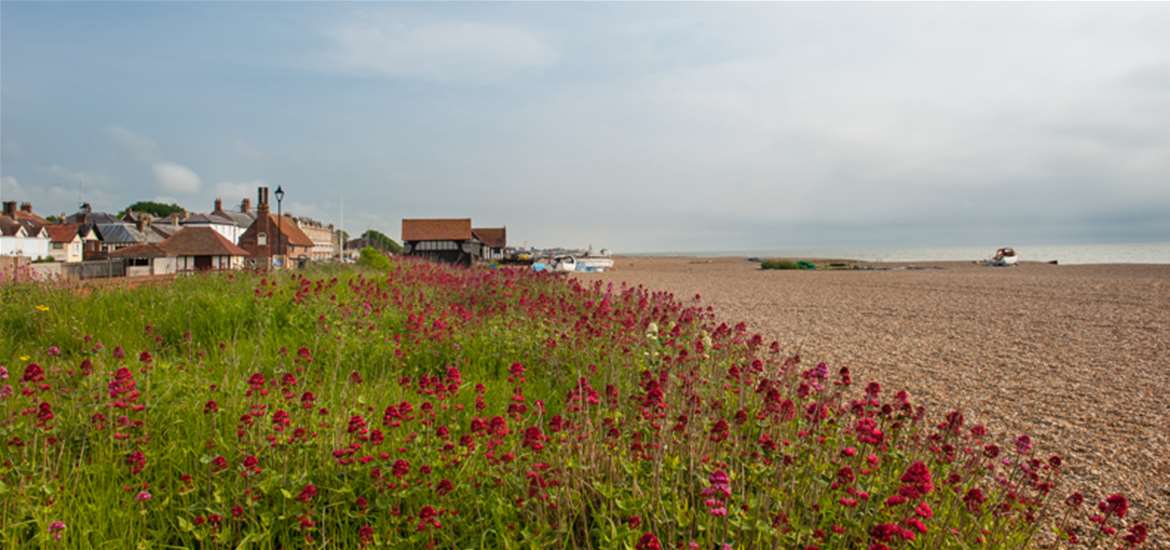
[119, 201, 185, 218]
[362, 229, 403, 254]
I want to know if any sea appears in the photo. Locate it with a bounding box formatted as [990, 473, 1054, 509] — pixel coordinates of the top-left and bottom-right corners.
[634, 242, 1170, 265]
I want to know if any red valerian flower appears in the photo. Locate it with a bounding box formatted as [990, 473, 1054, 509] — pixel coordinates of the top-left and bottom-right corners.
[1014, 434, 1033, 454]
[297, 483, 317, 503]
[417, 505, 441, 531]
[1124, 523, 1148, 546]
[1098, 494, 1129, 518]
[636, 532, 662, 550]
[126, 450, 146, 475]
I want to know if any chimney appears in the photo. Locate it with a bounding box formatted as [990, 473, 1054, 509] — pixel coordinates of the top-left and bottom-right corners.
[2, 201, 15, 217]
[19, 202, 32, 213]
[241, 198, 251, 214]
[257, 187, 270, 215]
[135, 217, 145, 233]
[213, 198, 223, 213]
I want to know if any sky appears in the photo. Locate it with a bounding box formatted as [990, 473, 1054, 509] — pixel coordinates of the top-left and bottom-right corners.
[2, 3, 1169, 252]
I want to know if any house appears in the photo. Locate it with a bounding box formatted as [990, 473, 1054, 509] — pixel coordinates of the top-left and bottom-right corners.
[111, 226, 250, 274]
[237, 186, 314, 268]
[0, 213, 51, 260]
[293, 217, 338, 261]
[402, 218, 481, 266]
[472, 227, 507, 261]
[46, 224, 85, 263]
[182, 198, 253, 244]
[66, 203, 122, 259]
[161, 226, 250, 272]
[94, 223, 149, 254]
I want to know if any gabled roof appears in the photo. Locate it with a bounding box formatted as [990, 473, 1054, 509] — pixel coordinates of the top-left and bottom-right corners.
[268, 214, 315, 247]
[161, 226, 250, 257]
[96, 223, 148, 244]
[67, 210, 121, 225]
[472, 227, 506, 248]
[219, 210, 255, 228]
[0, 215, 26, 237]
[14, 209, 49, 226]
[402, 218, 472, 241]
[184, 212, 236, 225]
[109, 243, 170, 258]
[46, 224, 81, 243]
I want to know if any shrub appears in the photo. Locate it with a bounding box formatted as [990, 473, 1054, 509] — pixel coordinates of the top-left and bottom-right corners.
[357, 245, 391, 270]
[0, 262, 1150, 548]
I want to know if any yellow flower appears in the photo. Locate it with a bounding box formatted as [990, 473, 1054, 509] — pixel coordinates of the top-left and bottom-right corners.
[35, 304, 50, 312]
[19, 355, 29, 362]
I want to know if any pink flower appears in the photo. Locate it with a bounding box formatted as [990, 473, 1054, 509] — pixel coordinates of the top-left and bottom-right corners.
[135, 490, 152, 502]
[49, 520, 66, 540]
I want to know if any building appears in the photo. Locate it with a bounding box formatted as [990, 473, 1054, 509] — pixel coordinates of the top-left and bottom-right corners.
[182, 198, 254, 244]
[0, 214, 51, 259]
[94, 223, 150, 254]
[402, 218, 481, 266]
[66, 203, 121, 259]
[111, 226, 250, 274]
[237, 186, 314, 268]
[46, 224, 84, 263]
[293, 217, 338, 261]
[472, 227, 507, 260]
[163, 226, 251, 271]
[110, 243, 176, 276]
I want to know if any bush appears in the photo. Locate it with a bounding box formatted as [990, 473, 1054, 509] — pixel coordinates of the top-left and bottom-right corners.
[357, 245, 391, 270]
[0, 262, 1150, 548]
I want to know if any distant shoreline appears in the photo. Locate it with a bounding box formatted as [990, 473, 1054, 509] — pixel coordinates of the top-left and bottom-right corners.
[613, 241, 1170, 265]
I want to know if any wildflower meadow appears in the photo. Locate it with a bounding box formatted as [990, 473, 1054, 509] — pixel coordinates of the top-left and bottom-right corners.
[0, 260, 1151, 548]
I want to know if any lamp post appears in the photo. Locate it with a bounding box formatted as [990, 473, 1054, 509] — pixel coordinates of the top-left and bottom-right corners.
[274, 186, 285, 269]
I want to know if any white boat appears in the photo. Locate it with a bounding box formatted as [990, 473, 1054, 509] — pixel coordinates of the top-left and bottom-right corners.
[549, 252, 615, 273]
[984, 247, 1019, 267]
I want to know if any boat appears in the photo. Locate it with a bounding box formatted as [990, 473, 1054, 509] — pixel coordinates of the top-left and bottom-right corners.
[548, 248, 614, 273]
[983, 247, 1019, 267]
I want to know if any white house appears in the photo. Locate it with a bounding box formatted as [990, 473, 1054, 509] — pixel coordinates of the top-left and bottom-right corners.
[0, 216, 51, 260]
[182, 198, 254, 245]
[46, 224, 85, 263]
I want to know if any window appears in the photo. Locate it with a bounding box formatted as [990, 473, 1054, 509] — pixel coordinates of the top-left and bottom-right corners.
[258, 233, 267, 246]
[52, 243, 64, 250]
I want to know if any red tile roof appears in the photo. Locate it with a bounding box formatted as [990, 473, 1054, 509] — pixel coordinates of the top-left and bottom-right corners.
[161, 227, 250, 257]
[46, 224, 81, 243]
[270, 214, 315, 247]
[472, 227, 506, 248]
[402, 218, 472, 241]
[14, 210, 49, 226]
[109, 243, 170, 258]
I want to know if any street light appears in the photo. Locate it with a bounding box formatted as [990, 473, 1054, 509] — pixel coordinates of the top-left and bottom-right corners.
[274, 186, 284, 269]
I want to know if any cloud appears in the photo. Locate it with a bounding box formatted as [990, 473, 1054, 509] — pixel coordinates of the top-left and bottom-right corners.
[1, 175, 25, 198]
[152, 162, 202, 194]
[214, 180, 264, 202]
[321, 18, 557, 81]
[107, 126, 159, 161]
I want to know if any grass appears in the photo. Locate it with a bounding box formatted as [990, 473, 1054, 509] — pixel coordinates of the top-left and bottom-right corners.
[0, 260, 1149, 548]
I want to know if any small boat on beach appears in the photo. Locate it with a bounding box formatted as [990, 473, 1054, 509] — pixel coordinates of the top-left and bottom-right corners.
[982, 247, 1019, 267]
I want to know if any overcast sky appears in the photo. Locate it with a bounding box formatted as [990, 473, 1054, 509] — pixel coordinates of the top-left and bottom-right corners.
[2, 3, 1168, 251]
